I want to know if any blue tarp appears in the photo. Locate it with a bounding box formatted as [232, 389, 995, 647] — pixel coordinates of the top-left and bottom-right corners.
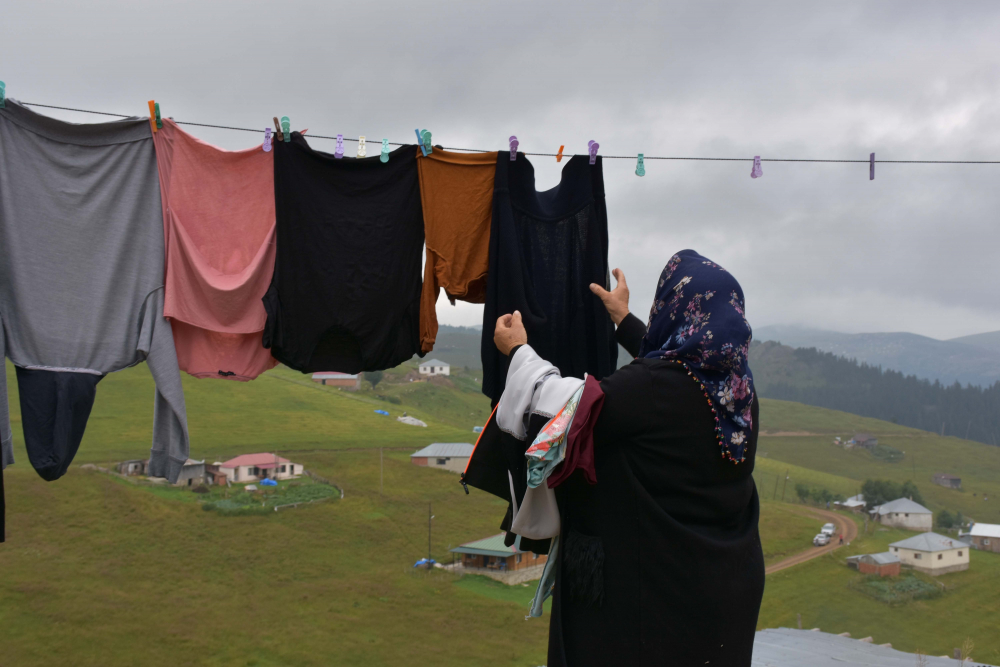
[374, 409, 390, 416]
[413, 558, 437, 568]
[260, 478, 278, 487]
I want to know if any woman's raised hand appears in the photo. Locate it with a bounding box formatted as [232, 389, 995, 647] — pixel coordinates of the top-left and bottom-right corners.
[494, 310, 528, 356]
[590, 268, 630, 325]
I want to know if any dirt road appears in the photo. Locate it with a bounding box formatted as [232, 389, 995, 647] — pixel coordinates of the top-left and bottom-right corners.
[765, 507, 859, 575]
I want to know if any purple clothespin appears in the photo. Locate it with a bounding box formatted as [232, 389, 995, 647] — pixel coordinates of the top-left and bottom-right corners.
[263, 127, 272, 153]
[870, 153, 875, 181]
[588, 140, 599, 165]
[509, 136, 519, 161]
[335, 134, 344, 159]
[751, 156, 763, 179]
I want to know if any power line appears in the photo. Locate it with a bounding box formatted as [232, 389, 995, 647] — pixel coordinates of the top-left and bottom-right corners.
[18, 101, 1000, 165]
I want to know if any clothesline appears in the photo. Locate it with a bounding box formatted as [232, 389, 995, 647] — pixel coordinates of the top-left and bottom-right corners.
[20, 101, 1000, 165]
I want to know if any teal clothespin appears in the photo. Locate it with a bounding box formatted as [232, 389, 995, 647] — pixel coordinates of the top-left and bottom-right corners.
[153, 102, 163, 129]
[380, 138, 390, 163]
[0, 81, 6, 109]
[416, 129, 432, 156]
[281, 116, 291, 142]
[635, 153, 645, 177]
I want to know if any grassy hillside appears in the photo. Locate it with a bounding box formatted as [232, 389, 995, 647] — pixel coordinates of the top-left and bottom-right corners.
[5, 361, 1000, 664]
[760, 521, 1000, 663]
[758, 398, 1000, 524]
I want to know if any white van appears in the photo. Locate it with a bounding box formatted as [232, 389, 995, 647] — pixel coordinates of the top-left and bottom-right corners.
[820, 523, 836, 536]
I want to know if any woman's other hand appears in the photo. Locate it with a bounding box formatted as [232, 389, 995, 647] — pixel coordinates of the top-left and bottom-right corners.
[590, 268, 630, 325]
[495, 310, 528, 356]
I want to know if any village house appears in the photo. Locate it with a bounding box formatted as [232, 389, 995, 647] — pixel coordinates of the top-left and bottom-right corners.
[931, 473, 962, 490]
[967, 523, 1000, 554]
[871, 497, 933, 532]
[450, 533, 548, 585]
[889, 532, 969, 575]
[846, 552, 901, 577]
[311, 372, 361, 390]
[218, 453, 303, 483]
[418, 358, 450, 377]
[410, 443, 474, 474]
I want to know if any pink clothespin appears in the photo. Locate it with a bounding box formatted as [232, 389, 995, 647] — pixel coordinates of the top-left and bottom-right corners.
[335, 134, 344, 159]
[588, 140, 599, 165]
[751, 156, 763, 179]
[509, 136, 519, 161]
[263, 128, 272, 152]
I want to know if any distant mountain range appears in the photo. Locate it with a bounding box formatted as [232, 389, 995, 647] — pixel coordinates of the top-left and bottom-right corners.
[753, 325, 1000, 388]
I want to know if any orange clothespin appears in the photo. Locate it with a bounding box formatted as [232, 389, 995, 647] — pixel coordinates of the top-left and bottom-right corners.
[147, 100, 158, 133]
[556, 145, 565, 162]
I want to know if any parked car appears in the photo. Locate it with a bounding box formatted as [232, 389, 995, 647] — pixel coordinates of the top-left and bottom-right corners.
[813, 533, 831, 546]
[820, 523, 836, 536]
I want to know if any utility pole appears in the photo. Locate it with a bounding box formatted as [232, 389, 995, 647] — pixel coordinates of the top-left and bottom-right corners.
[380, 447, 384, 495]
[780, 470, 789, 502]
[427, 502, 434, 568]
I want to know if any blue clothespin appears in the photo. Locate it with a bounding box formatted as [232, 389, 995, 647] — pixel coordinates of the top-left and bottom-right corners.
[870, 152, 875, 181]
[380, 138, 390, 163]
[588, 140, 599, 165]
[751, 156, 763, 179]
[280, 116, 291, 143]
[635, 153, 645, 177]
[509, 136, 519, 161]
[263, 128, 272, 153]
[335, 134, 344, 159]
[0, 81, 5, 108]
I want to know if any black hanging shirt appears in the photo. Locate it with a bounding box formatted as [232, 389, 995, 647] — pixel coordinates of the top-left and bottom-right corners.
[264, 135, 425, 373]
[481, 153, 617, 401]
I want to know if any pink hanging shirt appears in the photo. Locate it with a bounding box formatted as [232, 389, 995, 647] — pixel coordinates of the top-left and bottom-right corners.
[153, 119, 278, 381]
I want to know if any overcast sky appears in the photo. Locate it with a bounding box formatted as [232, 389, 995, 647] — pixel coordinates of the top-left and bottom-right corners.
[4, 1, 999, 340]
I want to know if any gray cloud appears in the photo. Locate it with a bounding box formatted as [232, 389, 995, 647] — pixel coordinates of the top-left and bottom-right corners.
[3, 0, 999, 339]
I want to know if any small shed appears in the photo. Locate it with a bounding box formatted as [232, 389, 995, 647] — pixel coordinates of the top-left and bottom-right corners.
[411, 443, 474, 473]
[117, 459, 148, 476]
[847, 552, 901, 577]
[931, 473, 962, 490]
[851, 433, 878, 449]
[968, 523, 1000, 554]
[450, 533, 547, 579]
[889, 532, 969, 575]
[175, 459, 207, 487]
[311, 372, 361, 390]
[872, 498, 933, 532]
[834, 494, 866, 513]
[418, 359, 450, 377]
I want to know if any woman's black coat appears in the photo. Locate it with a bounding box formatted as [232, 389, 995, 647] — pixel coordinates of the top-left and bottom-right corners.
[547, 313, 764, 667]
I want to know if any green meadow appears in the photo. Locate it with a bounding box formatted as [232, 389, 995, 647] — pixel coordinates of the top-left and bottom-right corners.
[3, 361, 1000, 664]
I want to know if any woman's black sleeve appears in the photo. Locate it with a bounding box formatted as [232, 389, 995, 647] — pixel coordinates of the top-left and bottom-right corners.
[615, 313, 646, 359]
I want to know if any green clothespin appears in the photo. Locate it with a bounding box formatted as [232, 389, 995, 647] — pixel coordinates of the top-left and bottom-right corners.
[281, 116, 291, 143]
[420, 129, 432, 156]
[635, 153, 645, 177]
[0, 81, 6, 109]
[154, 102, 162, 129]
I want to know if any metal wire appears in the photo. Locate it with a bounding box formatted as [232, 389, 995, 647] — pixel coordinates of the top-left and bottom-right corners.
[18, 101, 1000, 164]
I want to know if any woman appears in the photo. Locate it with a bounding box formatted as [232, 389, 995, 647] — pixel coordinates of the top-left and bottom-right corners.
[493, 249, 764, 667]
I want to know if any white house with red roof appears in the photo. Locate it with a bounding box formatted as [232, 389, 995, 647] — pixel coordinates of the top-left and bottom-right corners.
[217, 453, 303, 483]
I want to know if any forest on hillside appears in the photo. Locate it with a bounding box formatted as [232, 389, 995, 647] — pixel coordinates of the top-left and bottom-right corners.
[750, 341, 1000, 447]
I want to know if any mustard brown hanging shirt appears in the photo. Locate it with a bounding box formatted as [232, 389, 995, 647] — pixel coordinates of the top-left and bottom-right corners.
[263, 133, 425, 373]
[416, 148, 497, 353]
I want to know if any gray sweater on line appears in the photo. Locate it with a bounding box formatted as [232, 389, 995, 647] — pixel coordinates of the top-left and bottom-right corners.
[0, 99, 188, 482]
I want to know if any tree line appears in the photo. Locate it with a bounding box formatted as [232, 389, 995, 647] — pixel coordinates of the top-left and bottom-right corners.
[751, 343, 1000, 447]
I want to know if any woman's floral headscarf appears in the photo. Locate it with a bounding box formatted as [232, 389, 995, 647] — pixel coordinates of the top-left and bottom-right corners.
[639, 250, 755, 462]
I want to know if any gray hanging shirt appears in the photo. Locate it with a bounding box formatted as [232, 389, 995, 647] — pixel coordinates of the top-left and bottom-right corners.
[0, 100, 188, 482]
